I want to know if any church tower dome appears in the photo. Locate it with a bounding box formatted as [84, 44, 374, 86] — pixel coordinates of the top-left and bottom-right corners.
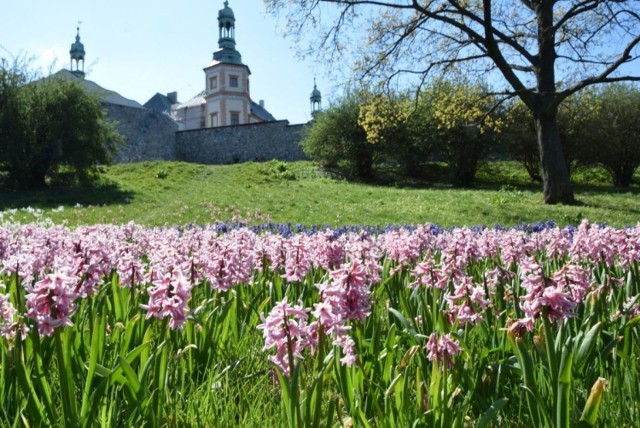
[213, 1, 242, 64]
[69, 27, 86, 78]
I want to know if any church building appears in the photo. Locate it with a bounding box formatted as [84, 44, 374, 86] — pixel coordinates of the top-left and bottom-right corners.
[37, 1, 321, 165]
[171, 1, 277, 130]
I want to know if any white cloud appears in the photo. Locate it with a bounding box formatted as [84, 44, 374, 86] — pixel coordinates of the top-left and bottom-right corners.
[35, 44, 67, 74]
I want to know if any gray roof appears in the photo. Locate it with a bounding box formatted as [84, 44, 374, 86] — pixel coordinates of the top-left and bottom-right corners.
[177, 91, 206, 109]
[51, 70, 143, 108]
[144, 93, 174, 113]
[251, 100, 276, 122]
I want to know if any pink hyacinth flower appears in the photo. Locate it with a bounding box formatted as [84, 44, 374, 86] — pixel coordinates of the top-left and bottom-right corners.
[426, 333, 462, 369]
[257, 298, 316, 377]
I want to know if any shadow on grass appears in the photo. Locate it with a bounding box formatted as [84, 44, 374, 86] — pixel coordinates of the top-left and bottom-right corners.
[575, 183, 640, 195]
[0, 182, 135, 211]
[351, 163, 457, 189]
[325, 163, 640, 216]
[571, 184, 640, 215]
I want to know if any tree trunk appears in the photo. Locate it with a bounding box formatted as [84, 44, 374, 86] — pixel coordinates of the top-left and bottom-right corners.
[535, 110, 575, 204]
[612, 166, 633, 188]
[529, 1, 575, 204]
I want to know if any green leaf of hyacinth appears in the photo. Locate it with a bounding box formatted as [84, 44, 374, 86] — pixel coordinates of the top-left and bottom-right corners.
[80, 309, 107, 422]
[559, 339, 574, 384]
[575, 322, 601, 371]
[111, 273, 123, 321]
[557, 339, 574, 428]
[139, 325, 153, 377]
[117, 355, 142, 400]
[30, 332, 57, 424]
[386, 372, 403, 398]
[393, 372, 406, 414]
[624, 314, 640, 329]
[94, 341, 151, 385]
[476, 398, 508, 428]
[388, 307, 418, 343]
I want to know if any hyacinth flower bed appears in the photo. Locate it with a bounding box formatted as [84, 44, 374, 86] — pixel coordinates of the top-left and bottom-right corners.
[0, 220, 639, 427]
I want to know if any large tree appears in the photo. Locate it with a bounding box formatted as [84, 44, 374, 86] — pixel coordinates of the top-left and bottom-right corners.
[266, 0, 640, 203]
[0, 60, 120, 189]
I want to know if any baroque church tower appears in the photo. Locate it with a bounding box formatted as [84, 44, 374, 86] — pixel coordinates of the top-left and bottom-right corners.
[204, 1, 252, 127]
[172, 1, 274, 130]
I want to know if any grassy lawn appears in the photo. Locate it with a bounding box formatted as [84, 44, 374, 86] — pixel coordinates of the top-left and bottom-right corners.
[0, 160, 638, 227]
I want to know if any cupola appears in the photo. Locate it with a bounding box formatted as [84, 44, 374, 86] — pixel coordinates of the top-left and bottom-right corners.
[310, 79, 322, 117]
[213, 1, 242, 64]
[69, 27, 85, 78]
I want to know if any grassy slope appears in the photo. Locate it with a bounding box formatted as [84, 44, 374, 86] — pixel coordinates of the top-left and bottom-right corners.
[0, 160, 638, 227]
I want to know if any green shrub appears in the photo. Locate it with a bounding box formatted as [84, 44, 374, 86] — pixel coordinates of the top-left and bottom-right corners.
[426, 79, 501, 187]
[259, 160, 297, 181]
[574, 83, 640, 187]
[155, 169, 169, 179]
[301, 90, 375, 179]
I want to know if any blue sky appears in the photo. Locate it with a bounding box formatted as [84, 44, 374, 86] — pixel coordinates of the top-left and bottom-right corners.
[2, 1, 638, 124]
[0, 0, 331, 124]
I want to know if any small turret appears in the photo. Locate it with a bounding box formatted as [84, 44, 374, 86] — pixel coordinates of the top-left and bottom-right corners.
[69, 27, 85, 78]
[310, 79, 322, 117]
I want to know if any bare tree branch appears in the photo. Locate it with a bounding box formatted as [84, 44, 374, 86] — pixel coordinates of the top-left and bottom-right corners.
[558, 33, 640, 103]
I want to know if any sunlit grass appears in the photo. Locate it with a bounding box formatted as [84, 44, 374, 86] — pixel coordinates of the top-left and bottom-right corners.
[0, 160, 638, 228]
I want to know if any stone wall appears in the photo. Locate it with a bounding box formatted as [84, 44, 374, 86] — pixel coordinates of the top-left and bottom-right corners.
[106, 104, 178, 163]
[175, 120, 307, 164]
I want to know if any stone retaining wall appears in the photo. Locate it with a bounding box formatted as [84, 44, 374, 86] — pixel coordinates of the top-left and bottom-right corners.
[107, 104, 178, 163]
[175, 120, 307, 164]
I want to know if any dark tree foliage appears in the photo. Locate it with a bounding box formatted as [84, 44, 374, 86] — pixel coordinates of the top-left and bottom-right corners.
[0, 60, 29, 186]
[503, 101, 542, 182]
[301, 91, 375, 179]
[401, 99, 441, 178]
[505, 84, 640, 187]
[504, 99, 584, 183]
[425, 80, 501, 187]
[576, 83, 640, 187]
[441, 125, 497, 188]
[304, 81, 499, 185]
[0, 61, 120, 189]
